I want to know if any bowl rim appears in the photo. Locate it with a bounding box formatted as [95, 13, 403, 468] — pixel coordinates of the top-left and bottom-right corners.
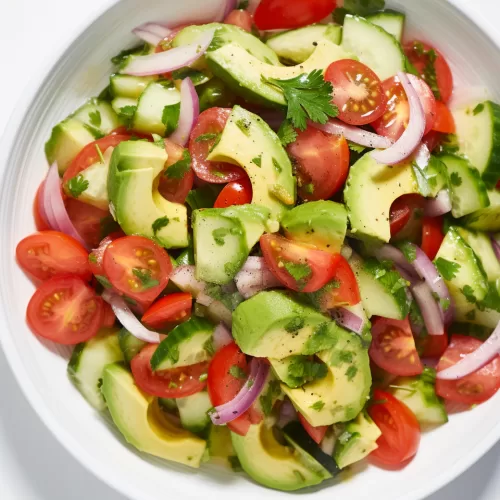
[1, 1, 500, 499]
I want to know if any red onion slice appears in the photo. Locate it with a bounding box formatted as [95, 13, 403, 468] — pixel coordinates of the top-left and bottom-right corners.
[437, 322, 500, 380]
[413, 142, 430, 169]
[372, 72, 426, 165]
[310, 119, 394, 150]
[241, 256, 267, 272]
[213, 323, 233, 351]
[373, 244, 418, 279]
[425, 190, 452, 217]
[235, 259, 282, 299]
[411, 281, 445, 336]
[491, 236, 500, 262]
[44, 163, 88, 248]
[278, 399, 297, 428]
[136, 23, 172, 39]
[102, 290, 161, 343]
[196, 291, 215, 307]
[210, 358, 269, 425]
[331, 307, 365, 335]
[122, 29, 215, 76]
[38, 180, 56, 229]
[169, 78, 199, 147]
[132, 29, 163, 47]
[224, 0, 238, 18]
[169, 265, 206, 296]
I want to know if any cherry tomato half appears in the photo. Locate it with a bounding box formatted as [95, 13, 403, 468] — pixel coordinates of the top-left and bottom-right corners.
[369, 317, 424, 377]
[214, 176, 253, 208]
[325, 59, 387, 126]
[416, 333, 449, 359]
[389, 194, 426, 238]
[142, 293, 193, 330]
[33, 183, 51, 231]
[224, 9, 253, 32]
[27, 275, 104, 345]
[88, 232, 124, 277]
[421, 216, 444, 261]
[287, 127, 349, 201]
[432, 101, 455, 134]
[298, 413, 328, 444]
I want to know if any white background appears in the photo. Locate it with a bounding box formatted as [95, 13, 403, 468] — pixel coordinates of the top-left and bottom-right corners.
[1, 0, 500, 499]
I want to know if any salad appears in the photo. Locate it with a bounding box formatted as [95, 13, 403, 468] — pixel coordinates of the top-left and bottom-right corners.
[15, 0, 500, 492]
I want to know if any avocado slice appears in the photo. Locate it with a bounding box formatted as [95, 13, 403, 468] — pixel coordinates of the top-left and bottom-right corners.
[281, 201, 347, 253]
[232, 291, 328, 359]
[207, 106, 296, 220]
[101, 363, 206, 467]
[206, 40, 352, 108]
[344, 153, 421, 242]
[107, 140, 188, 248]
[231, 421, 330, 491]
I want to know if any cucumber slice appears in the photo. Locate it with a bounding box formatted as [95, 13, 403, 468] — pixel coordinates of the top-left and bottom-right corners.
[118, 328, 146, 365]
[72, 99, 123, 135]
[111, 97, 137, 116]
[341, 15, 405, 80]
[439, 154, 490, 217]
[176, 391, 212, 433]
[67, 328, 123, 411]
[366, 10, 405, 42]
[110, 74, 155, 98]
[461, 189, 500, 232]
[453, 101, 500, 188]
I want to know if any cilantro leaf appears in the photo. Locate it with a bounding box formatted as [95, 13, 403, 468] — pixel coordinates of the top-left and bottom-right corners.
[89, 110, 101, 128]
[345, 365, 358, 381]
[66, 175, 89, 198]
[343, 0, 385, 16]
[277, 119, 298, 147]
[330, 350, 354, 367]
[195, 133, 220, 143]
[284, 316, 305, 333]
[397, 241, 417, 263]
[262, 70, 338, 130]
[259, 380, 281, 416]
[450, 172, 462, 186]
[171, 68, 206, 85]
[95, 275, 113, 289]
[411, 41, 441, 100]
[461, 284, 477, 304]
[132, 268, 160, 290]
[435, 257, 460, 280]
[287, 356, 328, 388]
[473, 103, 485, 116]
[203, 337, 215, 356]
[152, 216, 169, 235]
[165, 150, 191, 180]
[302, 322, 339, 355]
[117, 105, 137, 128]
[162, 103, 181, 135]
[236, 118, 251, 136]
[310, 400, 325, 411]
[229, 365, 247, 379]
[204, 283, 244, 311]
[283, 261, 312, 290]
[348, 141, 366, 153]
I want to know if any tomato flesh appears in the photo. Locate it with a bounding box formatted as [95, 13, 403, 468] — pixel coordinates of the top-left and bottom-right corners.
[421, 216, 444, 261]
[131, 345, 208, 398]
[298, 413, 328, 444]
[436, 335, 500, 405]
[214, 176, 253, 208]
[224, 9, 253, 32]
[389, 194, 425, 238]
[27, 275, 103, 345]
[369, 317, 424, 377]
[369, 390, 421, 467]
[433, 101, 456, 134]
[260, 234, 341, 293]
[142, 293, 193, 330]
[34, 183, 51, 231]
[416, 333, 449, 359]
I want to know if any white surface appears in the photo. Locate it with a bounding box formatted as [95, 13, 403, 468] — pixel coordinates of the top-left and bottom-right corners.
[1, 1, 500, 499]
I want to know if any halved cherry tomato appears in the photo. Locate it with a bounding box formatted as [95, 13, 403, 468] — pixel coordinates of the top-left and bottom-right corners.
[214, 176, 253, 208]
[369, 317, 424, 377]
[254, 0, 335, 30]
[416, 333, 449, 359]
[298, 413, 328, 444]
[131, 344, 208, 398]
[102, 236, 172, 305]
[27, 275, 104, 345]
[436, 335, 500, 405]
[325, 60, 387, 126]
[261, 234, 341, 293]
[102, 301, 116, 327]
[142, 293, 193, 330]
[422, 131, 443, 153]
[432, 101, 455, 134]
[225, 9, 253, 32]
[404, 40, 454, 103]
[189, 108, 246, 183]
[421, 216, 444, 261]
[373, 75, 436, 140]
[389, 194, 425, 237]
[368, 390, 421, 467]
[287, 127, 349, 201]
[88, 232, 124, 277]
[17, 231, 92, 282]
[33, 183, 50, 231]
[207, 342, 262, 436]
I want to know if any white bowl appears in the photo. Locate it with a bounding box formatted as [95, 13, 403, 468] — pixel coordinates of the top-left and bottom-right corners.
[1, 1, 500, 499]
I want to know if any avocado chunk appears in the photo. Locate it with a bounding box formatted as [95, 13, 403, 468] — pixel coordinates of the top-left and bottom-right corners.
[231, 421, 329, 491]
[101, 363, 206, 467]
[206, 40, 352, 108]
[281, 201, 347, 253]
[207, 424, 238, 469]
[107, 140, 188, 248]
[266, 24, 342, 64]
[345, 153, 421, 242]
[281, 327, 371, 426]
[150, 317, 214, 371]
[67, 327, 123, 411]
[232, 291, 328, 359]
[389, 368, 448, 427]
[461, 189, 500, 232]
[333, 411, 381, 469]
[208, 106, 296, 220]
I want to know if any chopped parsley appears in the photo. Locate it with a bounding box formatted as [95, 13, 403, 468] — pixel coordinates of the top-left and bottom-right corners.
[284, 316, 305, 333]
[132, 268, 160, 290]
[251, 155, 262, 168]
[165, 150, 191, 180]
[262, 70, 338, 131]
[89, 110, 102, 128]
[450, 172, 463, 186]
[283, 261, 312, 290]
[152, 216, 169, 235]
[162, 103, 181, 135]
[95, 275, 113, 289]
[229, 365, 247, 379]
[66, 175, 89, 198]
[310, 400, 325, 412]
[277, 119, 298, 147]
[345, 365, 358, 381]
[397, 241, 417, 263]
[435, 257, 460, 280]
[473, 103, 485, 115]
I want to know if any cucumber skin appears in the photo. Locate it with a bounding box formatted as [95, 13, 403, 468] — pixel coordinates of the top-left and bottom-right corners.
[482, 101, 500, 189]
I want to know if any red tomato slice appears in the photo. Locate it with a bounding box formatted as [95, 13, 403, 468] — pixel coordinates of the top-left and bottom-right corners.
[27, 275, 104, 345]
[287, 127, 349, 201]
[436, 335, 500, 405]
[369, 317, 424, 377]
[369, 390, 421, 467]
[158, 138, 194, 204]
[422, 131, 443, 153]
[189, 108, 246, 183]
[207, 342, 263, 436]
[389, 194, 425, 237]
[225, 9, 253, 32]
[88, 232, 124, 277]
[325, 60, 387, 126]
[260, 234, 341, 293]
[213, 176, 253, 208]
[416, 333, 449, 359]
[131, 344, 208, 398]
[373, 75, 436, 140]
[102, 301, 116, 327]
[34, 183, 51, 231]
[404, 40, 454, 103]
[142, 293, 193, 330]
[298, 413, 328, 444]
[17, 231, 92, 282]
[432, 101, 455, 134]
[421, 216, 444, 261]
[254, 0, 335, 30]
[102, 236, 172, 305]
